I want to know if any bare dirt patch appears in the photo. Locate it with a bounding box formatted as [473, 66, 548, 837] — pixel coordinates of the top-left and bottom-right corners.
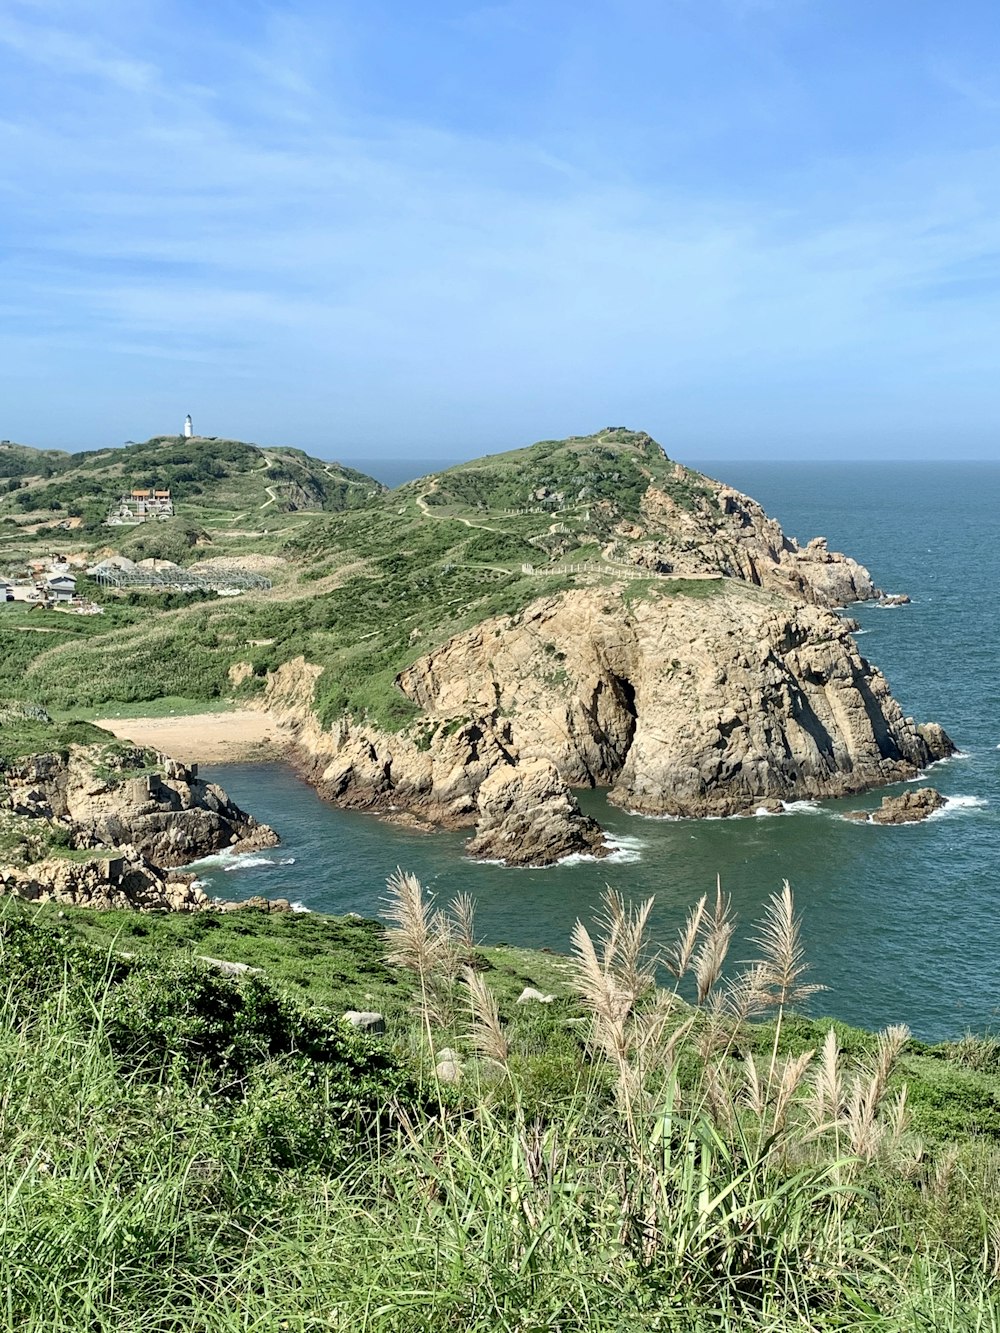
[93, 710, 293, 764]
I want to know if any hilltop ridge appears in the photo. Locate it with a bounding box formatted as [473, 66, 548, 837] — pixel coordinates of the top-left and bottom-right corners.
[0, 434, 383, 534]
[403, 427, 877, 606]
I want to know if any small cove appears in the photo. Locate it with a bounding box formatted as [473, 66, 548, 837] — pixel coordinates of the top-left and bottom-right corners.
[192, 462, 1000, 1042]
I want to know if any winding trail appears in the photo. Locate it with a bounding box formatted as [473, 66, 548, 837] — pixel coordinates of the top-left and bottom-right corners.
[414, 478, 504, 533]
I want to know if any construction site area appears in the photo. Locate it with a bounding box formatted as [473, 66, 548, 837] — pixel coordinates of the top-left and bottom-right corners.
[106, 487, 174, 525]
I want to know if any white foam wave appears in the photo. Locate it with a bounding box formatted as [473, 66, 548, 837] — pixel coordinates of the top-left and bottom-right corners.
[290, 901, 311, 913]
[628, 801, 825, 822]
[928, 794, 988, 820]
[928, 749, 971, 767]
[279, 856, 296, 865]
[184, 846, 278, 871]
[223, 855, 278, 872]
[468, 832, 646, 869]
[599, 833, 644, 864]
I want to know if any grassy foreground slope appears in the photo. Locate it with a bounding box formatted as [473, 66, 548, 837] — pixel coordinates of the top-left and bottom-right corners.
[2, 881, 999, 1333]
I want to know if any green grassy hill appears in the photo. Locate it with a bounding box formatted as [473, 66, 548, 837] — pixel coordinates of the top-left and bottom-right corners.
[0, 429, 766, 728]
[0, 435, 384, 534]
[411, 424, 707, 515]
[0, 440, 73, 483]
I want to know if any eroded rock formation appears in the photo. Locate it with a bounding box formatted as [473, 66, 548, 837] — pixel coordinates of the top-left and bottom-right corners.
[599, 462, 881, 608]
[0, 847, 209, 911]
[255, 572, 954, 863]
[465, 758, 610, 866]
[0, 743, 279, 909]
[395, 587, 953, 817]
[3, 747, 277, 867]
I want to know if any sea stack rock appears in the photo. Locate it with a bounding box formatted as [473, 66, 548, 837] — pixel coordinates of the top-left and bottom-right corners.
[465, 758, 610, 867]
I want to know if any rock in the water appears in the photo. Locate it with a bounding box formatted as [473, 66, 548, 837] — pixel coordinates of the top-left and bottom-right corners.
[342, 1010, 386, 1034]
[465, 758, 610, 867]
[916, 722, 956, 762]
[879, 593, 911, 606]
[871, 788, 946, 824]
[846, 787, 947, 825]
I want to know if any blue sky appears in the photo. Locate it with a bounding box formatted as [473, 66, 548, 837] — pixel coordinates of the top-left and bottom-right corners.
[2, 0, 999, 463]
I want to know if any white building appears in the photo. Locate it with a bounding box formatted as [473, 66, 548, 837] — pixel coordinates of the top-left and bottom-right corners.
[46, 574, 77, 603]
[183, 414, 193, 438]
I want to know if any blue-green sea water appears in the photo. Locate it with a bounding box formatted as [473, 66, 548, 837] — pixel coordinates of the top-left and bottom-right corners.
[193, 463, 1000, 1041]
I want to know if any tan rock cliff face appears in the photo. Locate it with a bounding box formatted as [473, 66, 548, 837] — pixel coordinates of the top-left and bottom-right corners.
[603, 470, 878, 607]
[2, 747, 278, 869]
[397, 585, 942, 817]
[258, 576, 951, 848]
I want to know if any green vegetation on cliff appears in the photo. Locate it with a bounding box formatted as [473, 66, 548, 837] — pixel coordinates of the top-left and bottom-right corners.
[0, 702, 108, 762]
[0, 428, 756, 733]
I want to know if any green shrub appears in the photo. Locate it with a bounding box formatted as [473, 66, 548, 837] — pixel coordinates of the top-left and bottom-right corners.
[0, 914, 427, 1144]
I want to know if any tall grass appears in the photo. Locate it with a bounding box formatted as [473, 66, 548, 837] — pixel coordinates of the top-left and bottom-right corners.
[1, 883, 998, 1331]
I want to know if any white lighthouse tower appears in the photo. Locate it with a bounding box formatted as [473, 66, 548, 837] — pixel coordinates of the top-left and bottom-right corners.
[183, 414, 193, 439]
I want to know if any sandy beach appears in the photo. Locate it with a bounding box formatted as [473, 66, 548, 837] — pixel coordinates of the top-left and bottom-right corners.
[93, 710, 293, 764]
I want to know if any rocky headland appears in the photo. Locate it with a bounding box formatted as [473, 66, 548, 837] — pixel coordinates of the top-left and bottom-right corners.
[2, 429, 955, 869]
[243, 433, 953, 864]
[256, 581, 953, 862]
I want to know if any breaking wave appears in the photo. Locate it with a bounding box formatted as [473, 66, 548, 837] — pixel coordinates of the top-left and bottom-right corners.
[928, 794, 988, 820]
[183, 847, 291, 872]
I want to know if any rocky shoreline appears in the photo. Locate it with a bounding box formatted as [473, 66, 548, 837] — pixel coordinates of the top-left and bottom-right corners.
[0, 741, 281, 912]
[258, 576, 953, 867]
[39, 450, 955, 872]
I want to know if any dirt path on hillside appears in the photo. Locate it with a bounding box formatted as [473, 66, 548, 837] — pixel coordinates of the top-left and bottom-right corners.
[415, 477, 505, 532]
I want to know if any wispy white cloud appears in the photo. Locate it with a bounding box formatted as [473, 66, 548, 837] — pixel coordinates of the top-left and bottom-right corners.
[0, 12, 156, 91]
[1, 1, 999, 455]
